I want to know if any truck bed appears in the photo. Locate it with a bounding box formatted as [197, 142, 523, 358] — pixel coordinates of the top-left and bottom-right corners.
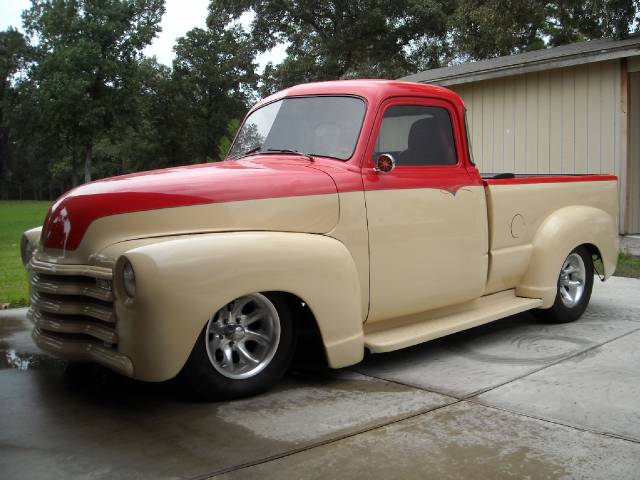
[481, 173, 618, 296]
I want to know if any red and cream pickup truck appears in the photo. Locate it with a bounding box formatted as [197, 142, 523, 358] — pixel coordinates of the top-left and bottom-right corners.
[21, 80, 619, 399]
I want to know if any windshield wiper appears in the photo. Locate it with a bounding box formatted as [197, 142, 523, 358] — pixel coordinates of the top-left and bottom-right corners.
[266, 148, 314, 161]
[229, 145, 262, 160]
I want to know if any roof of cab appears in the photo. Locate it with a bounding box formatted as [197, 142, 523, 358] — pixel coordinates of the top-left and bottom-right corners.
[253, 79, 464, 112]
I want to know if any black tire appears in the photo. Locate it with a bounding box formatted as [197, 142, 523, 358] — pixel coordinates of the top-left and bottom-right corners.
[181, 292, 296, 401]
[533, 246, 594, 324]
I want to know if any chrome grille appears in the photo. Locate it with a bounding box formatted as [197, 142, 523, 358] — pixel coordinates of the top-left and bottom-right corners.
[29, 259, 117, 348]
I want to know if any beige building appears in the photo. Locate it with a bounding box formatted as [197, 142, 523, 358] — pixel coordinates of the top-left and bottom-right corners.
[403, 37, 640, 235]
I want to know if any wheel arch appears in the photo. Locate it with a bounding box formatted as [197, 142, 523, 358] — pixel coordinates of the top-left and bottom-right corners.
[516, 205, 618, 308]
[269, 291, 329, 368]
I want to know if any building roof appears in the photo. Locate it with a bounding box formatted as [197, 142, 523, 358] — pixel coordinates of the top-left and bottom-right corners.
[402, 35, 640, 86]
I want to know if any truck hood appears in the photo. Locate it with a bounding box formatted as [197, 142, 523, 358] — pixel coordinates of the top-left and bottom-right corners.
[41, 157, 339, 256]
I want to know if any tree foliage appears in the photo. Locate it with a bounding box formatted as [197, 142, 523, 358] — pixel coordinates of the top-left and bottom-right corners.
[0, 0, 638, 199]
[210, 0, 639, 93]
[450, 0, 640, 60]
[22, 0, 166, 184]
[0, 29, 36, 199]
[171, 25, 257, 163]
[209, 0, 458, 93]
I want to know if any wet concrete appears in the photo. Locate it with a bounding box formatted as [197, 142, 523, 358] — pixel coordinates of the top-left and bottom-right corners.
[1, 277, 639, 479]
[0, 307, 452, 479]
[0, 369, 451, 479]
[355, 277, 640, 397]
[476, 328, 640, 441]
[218, 402, 640, 480]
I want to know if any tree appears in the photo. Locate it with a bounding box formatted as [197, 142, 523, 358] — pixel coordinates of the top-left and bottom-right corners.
[171, 25, 257, 163]
[448, 1, 546, 62]
[448, 0, 639, 62]
[217, 118, 241, 159]
[209, 0, 639, 92]
[90, 57, 180, 177]
[545, 0, 639, 46]
[208, 0, 457, 94]
[0, 29, 32, 198]
[22, 0, 165, 184]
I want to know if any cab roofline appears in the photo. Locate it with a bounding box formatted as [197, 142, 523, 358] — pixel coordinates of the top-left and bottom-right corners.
[252, 80, 463, 112]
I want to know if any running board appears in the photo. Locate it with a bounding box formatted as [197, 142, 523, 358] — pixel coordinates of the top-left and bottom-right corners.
[364, 290, 543, 353]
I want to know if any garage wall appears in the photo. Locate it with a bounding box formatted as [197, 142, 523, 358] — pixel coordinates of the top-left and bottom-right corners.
[628, 71, 640, 234]
[450, 60, 621, 177]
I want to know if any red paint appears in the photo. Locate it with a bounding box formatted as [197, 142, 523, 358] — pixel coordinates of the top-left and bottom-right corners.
[250, 80, 471, 171]
[362, 166, 482, 194]
[484, 175, 617, 186]
[42, 157, 339, 250]
[361, 95, 481, 194]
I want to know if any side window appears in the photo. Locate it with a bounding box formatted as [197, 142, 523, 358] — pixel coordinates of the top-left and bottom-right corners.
[374, 105, 458, 166]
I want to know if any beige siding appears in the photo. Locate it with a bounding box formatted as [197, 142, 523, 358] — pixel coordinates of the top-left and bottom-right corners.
[450, 60, 621, 177]
[537, 71, 550, 173]
[629, 72, 640, 233]
[448, 59, 640, 233]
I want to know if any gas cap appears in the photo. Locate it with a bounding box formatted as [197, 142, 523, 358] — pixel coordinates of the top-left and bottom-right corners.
[511, 214, 525, 238]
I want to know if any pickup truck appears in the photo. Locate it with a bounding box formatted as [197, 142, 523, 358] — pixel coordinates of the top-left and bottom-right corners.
[21, 80, 619, 400]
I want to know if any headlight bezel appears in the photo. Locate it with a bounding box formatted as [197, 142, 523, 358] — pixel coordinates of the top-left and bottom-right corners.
[20, 235, 36, 267]
[122, 259, 136, 299]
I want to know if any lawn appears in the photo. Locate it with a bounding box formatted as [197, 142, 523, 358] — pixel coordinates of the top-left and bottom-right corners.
[615, 252, 640, 278]
[0, 201, 50, 307]
[0, 200, 639, 308]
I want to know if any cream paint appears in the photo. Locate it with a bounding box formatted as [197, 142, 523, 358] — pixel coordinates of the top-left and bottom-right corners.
[516, 205, 618, 306]
[485, 244, 533, 294]
[25, 179, 620, 380]
[37, 193, 340, 265]
[364, 289, 542, 352]
[116, 232, 364, 380]
[365, 185, 489, 323]
[485, 180, 619, 303]
[325, 190, 370, 320]
[486, 181, 618, 251]
[23, 227, 43, 251]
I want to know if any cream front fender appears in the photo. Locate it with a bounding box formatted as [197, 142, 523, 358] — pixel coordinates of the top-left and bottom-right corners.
[516, 205, 618, 307]
[114, 232, 365, 382]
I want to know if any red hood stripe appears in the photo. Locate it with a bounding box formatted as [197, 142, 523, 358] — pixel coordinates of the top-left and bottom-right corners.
[42, 158, 339, 251]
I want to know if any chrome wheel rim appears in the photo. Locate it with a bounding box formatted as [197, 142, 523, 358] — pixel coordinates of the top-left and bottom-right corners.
[559, 253, 586, 308]
[205, 293, 281, 380]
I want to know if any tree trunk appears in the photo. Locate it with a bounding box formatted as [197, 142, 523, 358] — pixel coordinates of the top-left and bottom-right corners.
[71, 148, 79, 187]
[0, 127, 9, 200]
[84, 144, 92, 183]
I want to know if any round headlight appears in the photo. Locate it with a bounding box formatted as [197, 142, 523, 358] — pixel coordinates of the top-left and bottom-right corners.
[21, 235, 36, 267]
[122, 260, 136, 298]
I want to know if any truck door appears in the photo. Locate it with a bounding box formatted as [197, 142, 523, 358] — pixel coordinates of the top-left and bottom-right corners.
[363, 97, 488, 323]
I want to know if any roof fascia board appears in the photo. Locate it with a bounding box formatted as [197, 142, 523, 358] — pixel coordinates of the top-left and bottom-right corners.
[404, 47, 640, 86]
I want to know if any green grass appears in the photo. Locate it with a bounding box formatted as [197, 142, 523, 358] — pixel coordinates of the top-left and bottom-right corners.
[0, 201, 50, 307]
[0, 200, 639, 308]
[615, 252, 640, 279]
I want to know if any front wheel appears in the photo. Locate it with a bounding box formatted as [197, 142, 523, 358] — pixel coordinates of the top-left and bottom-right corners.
[182, 292, 296, 400]
[534, 246, 594, 323]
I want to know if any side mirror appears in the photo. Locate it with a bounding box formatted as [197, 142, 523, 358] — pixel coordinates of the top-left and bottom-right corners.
[374, 153, 396, 173]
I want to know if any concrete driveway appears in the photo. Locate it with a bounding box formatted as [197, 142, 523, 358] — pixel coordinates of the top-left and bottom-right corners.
[1, 276, 639, 479]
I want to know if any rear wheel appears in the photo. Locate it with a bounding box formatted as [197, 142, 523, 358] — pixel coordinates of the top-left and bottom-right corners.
[182, 292, 296, 400]
[534, 246, 594, 323]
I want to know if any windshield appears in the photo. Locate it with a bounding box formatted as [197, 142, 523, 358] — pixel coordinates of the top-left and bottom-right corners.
[228, 96, 366, 160]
